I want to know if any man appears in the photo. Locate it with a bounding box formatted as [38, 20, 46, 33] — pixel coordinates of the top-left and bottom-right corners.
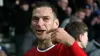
[57, 0, 68, 11]
[61, 9, 85, 28]
[11, 1, 32, 56]
[65, 21, 88, 49]
[24, 1, 87, 56]
[56, 0, 69, 25]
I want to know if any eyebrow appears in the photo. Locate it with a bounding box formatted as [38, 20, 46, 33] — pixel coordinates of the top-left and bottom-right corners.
[32, 16, 49, 18]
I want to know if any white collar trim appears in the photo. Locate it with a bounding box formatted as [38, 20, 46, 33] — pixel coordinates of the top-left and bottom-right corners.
[37, 45, 55, 52]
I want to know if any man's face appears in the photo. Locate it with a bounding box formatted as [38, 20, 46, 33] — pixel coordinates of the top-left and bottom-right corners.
[31, 7, 59, 40]
[80, 32, 88, 48]
[21, 4, 29, 11]
[78, 11, 85, 19]
[84, 9, 91, 16]
[58, 0, 68, 10]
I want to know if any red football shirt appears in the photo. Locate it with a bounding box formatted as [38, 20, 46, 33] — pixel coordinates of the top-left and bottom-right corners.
[24, 41, 87, 56]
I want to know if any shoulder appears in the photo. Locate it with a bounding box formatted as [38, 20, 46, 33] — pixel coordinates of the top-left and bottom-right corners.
[24, 47, 37, 56]
[56, 41, 81, 49]
[55, 42, 79, 50]
[55, 43, 68, 49]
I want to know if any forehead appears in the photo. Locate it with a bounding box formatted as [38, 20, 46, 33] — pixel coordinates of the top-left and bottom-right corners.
[79, 11, 85, 15]
[60, 0, 68, 3]
[32, 7, 54, 16]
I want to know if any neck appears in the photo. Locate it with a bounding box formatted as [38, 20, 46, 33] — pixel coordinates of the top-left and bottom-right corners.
[38, 39, 53, 49]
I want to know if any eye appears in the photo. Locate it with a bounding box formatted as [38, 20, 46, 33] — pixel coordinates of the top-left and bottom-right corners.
[43, 17, 49, 22]
[32, 16, 39, 22]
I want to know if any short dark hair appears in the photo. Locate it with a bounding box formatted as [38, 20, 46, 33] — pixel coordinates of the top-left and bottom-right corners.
[65, 21, 88, 39]
[32, 1, 57, 18]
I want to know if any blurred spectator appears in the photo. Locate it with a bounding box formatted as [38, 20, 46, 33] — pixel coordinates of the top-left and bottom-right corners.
[70, 10, 86, 22]
[0, 46, 8, 56]
[57, 0, 68, 11]
[83, 4, 100, 41]
[83, 5, 92, 17]
[11, 1, 34, 56]
[55, 0, 69, 25]
[85, 0, 93, 7]
[65, 7, 72, 17]
[61, 9, 85, 28]
[84, 0, 100, 13]
[91, 12, 100, 40]
[21, 30, 36, 55]
[82, 5, 93, 41]
[84, 0, 94, 11]
[69, 0, 85, 14]
[93, 1, 99, 12]
[85, 11, 100, 56]
[85, 36, 100, 56]
[88, 49, 100, 56]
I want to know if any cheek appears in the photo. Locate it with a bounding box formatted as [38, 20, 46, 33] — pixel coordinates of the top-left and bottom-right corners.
[83, 36, 88, 44]
[45, 22, 54, 30]
[85, 35, 88, 41]
[81, 36, 86, 42]
[45, 23, 52, 27]
[31, 21, 37, 27]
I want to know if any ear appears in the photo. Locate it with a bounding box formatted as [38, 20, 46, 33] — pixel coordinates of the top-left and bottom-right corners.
[53, 19, 59, 29]
[77, 34, 83, 42]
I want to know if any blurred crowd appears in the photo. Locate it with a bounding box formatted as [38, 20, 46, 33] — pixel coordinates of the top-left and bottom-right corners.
[0, 0, 100, 56]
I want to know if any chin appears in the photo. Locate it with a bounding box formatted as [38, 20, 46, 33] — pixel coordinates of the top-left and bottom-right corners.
[36, 35, 45, 40]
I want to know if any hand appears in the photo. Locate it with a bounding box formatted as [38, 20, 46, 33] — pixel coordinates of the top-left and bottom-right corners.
[91, 17, 98, 25]
[0, 50, 7, 56]
[47, 28, 75, 47]
[97, 18, 100, 24]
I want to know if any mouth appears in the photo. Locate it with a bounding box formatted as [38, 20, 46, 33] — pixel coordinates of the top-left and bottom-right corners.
[36, 30, 46, 35]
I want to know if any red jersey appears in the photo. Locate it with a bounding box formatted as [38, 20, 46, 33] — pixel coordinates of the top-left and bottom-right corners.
[24, 41, 87, 56]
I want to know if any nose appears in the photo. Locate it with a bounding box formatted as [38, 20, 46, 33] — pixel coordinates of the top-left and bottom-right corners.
[37, 18, 44, 26]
